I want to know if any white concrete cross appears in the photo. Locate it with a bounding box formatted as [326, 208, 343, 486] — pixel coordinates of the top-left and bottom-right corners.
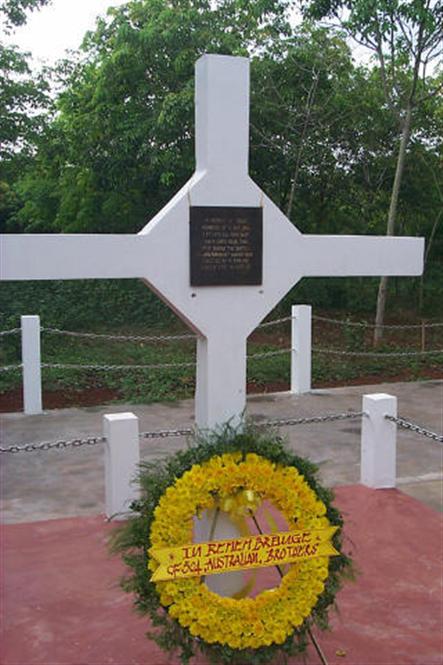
[1, 54, 424, 428]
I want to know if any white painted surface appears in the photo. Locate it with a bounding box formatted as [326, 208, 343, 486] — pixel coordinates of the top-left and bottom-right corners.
[103, 412, 140, 519]
[302, 235, 424, 276]
[361, 393, 397, 489]
[195, 54, 249, 178]
[0, 54, 425, 429]
[195, 333, 247, 428]
[291, 305, 311, 394]
[21, 315, 42, 414]
[1, 235, 152, 280]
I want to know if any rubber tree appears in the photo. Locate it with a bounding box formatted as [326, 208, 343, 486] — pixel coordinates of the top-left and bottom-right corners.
[300, 0, 443, 342]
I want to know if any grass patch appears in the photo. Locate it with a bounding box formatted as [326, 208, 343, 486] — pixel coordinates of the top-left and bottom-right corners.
[1, 316, 441, 405]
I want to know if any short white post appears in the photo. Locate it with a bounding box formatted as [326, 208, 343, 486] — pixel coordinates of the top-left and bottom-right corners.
[103, 412, 140, 519]
[21, 315, 42, 414]
[361, 393, 397, 489]
[290, 305, 312, 394]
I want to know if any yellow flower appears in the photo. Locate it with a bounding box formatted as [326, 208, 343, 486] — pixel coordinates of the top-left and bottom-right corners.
[148, 453, 335, 650]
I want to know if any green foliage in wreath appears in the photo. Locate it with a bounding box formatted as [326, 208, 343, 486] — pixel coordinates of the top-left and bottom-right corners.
[111, 422, 353, 665]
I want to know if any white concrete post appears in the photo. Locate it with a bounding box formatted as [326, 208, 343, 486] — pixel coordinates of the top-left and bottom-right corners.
[361, 393, 397, 489]
[290, 305, 312, 394]
[103, 412, 140, 519]
[21, 315, 42, 414]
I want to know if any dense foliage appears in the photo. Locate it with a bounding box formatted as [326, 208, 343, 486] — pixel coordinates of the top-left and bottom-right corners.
[1, 0, 442, 323]
[300, 0, 443, 339]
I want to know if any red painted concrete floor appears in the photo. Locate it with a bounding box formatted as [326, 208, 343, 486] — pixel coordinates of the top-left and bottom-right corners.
[1, 485, 442, 665]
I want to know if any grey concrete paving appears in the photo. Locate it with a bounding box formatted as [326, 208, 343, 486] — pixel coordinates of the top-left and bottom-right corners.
[1, 380, 442, 523]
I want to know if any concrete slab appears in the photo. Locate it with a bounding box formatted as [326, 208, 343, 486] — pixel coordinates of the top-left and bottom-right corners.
[1, 486, 442, 665]
[1, 381, 442, 523]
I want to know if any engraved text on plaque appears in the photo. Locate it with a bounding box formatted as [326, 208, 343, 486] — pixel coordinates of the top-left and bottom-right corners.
[190, 207, 263, 286]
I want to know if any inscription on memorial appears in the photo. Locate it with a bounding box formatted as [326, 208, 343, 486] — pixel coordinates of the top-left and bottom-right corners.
[190, 207, 263, 286]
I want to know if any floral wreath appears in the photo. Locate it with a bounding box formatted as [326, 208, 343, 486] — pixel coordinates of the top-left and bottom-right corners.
[112, 424, 352, 665]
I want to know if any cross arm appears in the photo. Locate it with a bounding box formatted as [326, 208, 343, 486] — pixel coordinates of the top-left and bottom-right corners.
[0, 234, 151, 281]
[300, 235, 424, 277]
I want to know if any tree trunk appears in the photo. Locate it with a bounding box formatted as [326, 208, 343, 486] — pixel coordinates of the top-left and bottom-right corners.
[285, 72, 319, 220]
[373, 105, 413, 345]
[418, 209, 442, 312]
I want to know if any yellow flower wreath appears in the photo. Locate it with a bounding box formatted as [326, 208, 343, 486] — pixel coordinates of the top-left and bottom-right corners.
[148, 452, 332, 649]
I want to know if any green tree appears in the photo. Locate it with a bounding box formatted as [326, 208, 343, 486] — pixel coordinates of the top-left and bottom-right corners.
[7, 0, 442, 322]
[251, 26, 361, 224]
[0, 0, 52, 231]
[0, 44, 50, 162]
[301, 0, 443, 341]
[251, 25, 405, 239]
[14, 0, 290, 234]
[1, 0, 50, 29]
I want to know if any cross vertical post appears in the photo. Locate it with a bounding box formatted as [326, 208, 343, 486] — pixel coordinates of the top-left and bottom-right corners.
[195, 333, 247, 429]
[195, 55, 249, 178]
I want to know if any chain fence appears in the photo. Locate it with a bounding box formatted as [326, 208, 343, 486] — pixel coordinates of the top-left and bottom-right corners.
[312, 315, 443, 329]
[41, 360, 195, 371]
[42, 328, 196, 342]
[0, 350, 290, 374]
[0, 363, 22, 373]
[34, 316, 443, 338]
[258, 411, 365, 428]
[248, 348, 290, 359]
[37, 315, 292, 343]
[3, 410, 442, 453]
[0, 410, 363, 453]
[2, 315, 442, 379]
[0, 328, 20, 337]
[1, 344, 441, 374]
[313, 347, 443, 357]
[2, 315, 443, 344]
[257, 316, 291, 328]
[139, 428, 194, 440]
[385, 415, 443, 444]
[1, 435, 106, 454]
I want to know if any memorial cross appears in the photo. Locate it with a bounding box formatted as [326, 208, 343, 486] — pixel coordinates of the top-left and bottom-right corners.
[1, 55, 424, 428]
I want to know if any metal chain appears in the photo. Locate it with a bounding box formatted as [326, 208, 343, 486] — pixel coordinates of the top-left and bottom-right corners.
[40, 316, 290, 342]
[0, 435, 106, 454]
[248, 348, 290, 359]
[260, 412, 365, 428]
[138, 415, 364, 439]
[42, 327, 196, 342]
[0, 328, 20, 336]
[385, 415, 443, 443]
[2, 344, 441, 374]
[258, 316, 291, 328]
[40, 350, 290, 369]
[3, 315, 442, 342]
[313, 347, 443, 357]
[41, 360, 195, 371]
[140, 428, 194, 439]
[312, 315, 443, 329]
[0, 411, 365, 453]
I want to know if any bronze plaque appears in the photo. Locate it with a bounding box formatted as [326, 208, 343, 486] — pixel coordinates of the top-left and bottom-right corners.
[190, 207, 263, 286]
